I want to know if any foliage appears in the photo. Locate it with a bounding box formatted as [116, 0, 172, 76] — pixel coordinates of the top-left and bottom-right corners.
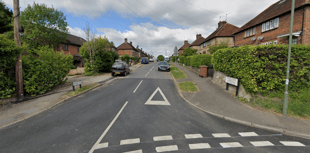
[170, 65, 187, 79]
[179, 54, 213, 68]
[22, 46, 72, 96]
[157, 55, 164, 61]
[121, 54, 130, 64]
[171, 56, 178, 62]
[20, 3, 68, 49]
[179, 56, 185, 64]
[212, 44, 310, 95]
[0, 1, 13, 33]
[208, 41, 229, 54]
[183, 47, 197, 57]
[179, 81, 199, 93]
[80, 37, 118, 75]
[0, 34, 22, 98]
[130, 56, 140, 62]
[62, 83, 97, 99]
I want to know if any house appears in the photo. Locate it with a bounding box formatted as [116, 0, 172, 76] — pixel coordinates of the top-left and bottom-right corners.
[109, 42, 118, 53]
[233, 0, 310, 46]
[117, 38, 139, 57]
[189, 34, 205, 54]
[136, 45, 147, 58]
[58, 34, 86, 68]
[178, 40, 191, 56]
[198, 21, 239, 54]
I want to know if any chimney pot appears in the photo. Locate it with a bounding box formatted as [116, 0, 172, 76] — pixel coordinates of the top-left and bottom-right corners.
[196, 34, 202, 40]
[218, 21, 227, 28]
[137, 45, 139, 49]
[130, 41, 132, 45]
[184, 40, 188, 44]
[125, 38, 128, 43]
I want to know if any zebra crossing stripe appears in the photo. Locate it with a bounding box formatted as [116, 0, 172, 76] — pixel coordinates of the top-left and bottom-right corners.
[220, 142, 243, 148]
[280, 141, 305, 147]
[120, 138, 140, 145]
[250, 141, 274, 147]
[153, 135, 173, 141]
[123, 149, 143, 153]
[238, 132, 258, 137]
[212, 133, 231, 138]
[184, 134, 203, 139]
[189, 143, 211, 149]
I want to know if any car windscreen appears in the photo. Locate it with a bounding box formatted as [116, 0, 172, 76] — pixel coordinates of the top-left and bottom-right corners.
[142, 57, 148, 60]
[112, 63, 123, 68]
[159, 62, 168, 65]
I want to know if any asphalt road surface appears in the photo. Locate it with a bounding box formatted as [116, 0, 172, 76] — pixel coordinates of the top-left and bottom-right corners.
[1, 62, 309, 153]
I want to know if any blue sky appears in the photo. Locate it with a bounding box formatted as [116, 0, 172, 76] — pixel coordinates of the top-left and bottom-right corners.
[2, 0, 279, 57]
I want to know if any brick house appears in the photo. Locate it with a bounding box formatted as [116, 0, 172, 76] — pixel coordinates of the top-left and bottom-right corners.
[58, 34, 86, 68]
[117, 38, 139, 57]
[233, 0, 310, 46]
[178, 40, 191, 56]
[189, 34, 205, 54]
[198, 21, 239, 54]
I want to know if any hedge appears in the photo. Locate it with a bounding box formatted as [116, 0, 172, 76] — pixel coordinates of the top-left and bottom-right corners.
[212, 44, 310, 94]
[179, 54, 213, 68]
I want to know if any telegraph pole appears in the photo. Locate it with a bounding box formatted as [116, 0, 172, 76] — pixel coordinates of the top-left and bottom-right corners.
[283, 0, 295, 116]
[14, 0, 24, 101]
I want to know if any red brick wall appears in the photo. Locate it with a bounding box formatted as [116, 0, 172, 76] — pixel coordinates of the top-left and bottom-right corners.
[179, 50, 184, 55]
[302, 6, 310, 44]
[235, 8, 304, 46]
[58, 44, 82, 67]
[118, 49, 139, 57]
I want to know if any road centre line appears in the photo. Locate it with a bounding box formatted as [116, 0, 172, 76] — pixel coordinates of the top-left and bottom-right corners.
[89, 101, 128, 153]
[145, 66, 154, 77]
[133, 80, 143, 93]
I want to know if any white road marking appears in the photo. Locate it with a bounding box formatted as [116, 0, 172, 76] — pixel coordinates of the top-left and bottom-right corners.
[189, 143, 211, 149]
[155, 145, 178, 152]
[238, 132, 258, 137]
[93, 142, 108, 149]
[145, 71, 150, 77]
[153, 135, 173, 141]
[133, 80, 143, 93]
[123, 149, 143, 153]
[212, 133, 231, 138]
[220, 142, 243, 148]
[250, 141, 274, 147]
[120, 138, 140, 145]
[88, 101, 128, 153]
[145, 87, 170, 105]
[280, 141, 305, 147]
[145, 66, 154, 77]
[184, 134, 203, 139]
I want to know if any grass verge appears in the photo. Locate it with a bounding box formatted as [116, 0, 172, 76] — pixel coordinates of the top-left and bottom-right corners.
[170, 64, 187, 79]
[179, 81, 199, 93]
[238, 88, 310, 119]
[61, 84, 97, 99]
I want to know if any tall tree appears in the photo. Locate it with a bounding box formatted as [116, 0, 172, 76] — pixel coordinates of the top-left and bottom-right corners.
[20, 3, 68, 49]
[0, 1, 13, 33]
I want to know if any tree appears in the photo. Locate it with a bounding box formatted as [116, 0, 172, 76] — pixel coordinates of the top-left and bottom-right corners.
[183, 47, 197, 57]
[20, 3, 68, 49]
[83, 23, 97, 70]
[0, 1, 13, 33]
[157, 55, 164, 61]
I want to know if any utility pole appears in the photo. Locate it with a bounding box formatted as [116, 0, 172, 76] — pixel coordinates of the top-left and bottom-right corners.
[14, 0, 24, 101]
[283, 0, 295, 116]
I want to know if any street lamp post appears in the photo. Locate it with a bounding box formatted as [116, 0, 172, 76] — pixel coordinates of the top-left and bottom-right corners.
[174, 46, 178, 70]
[283, 0, 295, 116]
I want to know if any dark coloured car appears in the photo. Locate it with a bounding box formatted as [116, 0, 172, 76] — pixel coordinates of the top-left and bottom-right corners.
[111, 61, 130, 76]
[158, 61, 170, 71]
[141, 57, 149, 64]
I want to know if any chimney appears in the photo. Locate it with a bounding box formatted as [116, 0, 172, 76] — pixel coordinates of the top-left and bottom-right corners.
[141, 48, 143, 51]
[184, 40, 188, 44]
[130, 41, 132, 45]
[196, 34, 202, 40]
[125, 38, 128, 43]
[218, 21, 227, 28]
[137, 45, 139, 49]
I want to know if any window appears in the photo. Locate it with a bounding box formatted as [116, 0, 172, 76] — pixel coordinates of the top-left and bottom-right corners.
[274, 18, 279, 27]
[292, 38, 298, 44]
[249, 29, 252, 35]
[262, 23, 266, 32]
[203, 43, 206, 48]
[266, 21, 270, 30]
[253, 27, 256, 34]
[63, 44, 68, 51]
[245, 30, 247, 37]
[270, 20, 274, 29]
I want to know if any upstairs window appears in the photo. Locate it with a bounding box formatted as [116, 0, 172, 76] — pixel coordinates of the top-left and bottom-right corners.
[274, 18, 279, 27]
[270, 20, 274, 29]
[244, 27, 256, 37]
[262, 23, 266, 32]
[203, 43, 206, 48]
[266, 21, 270, 31]
[262, 18, 279, 32]
[253, 27, 256, 34]
[63, 44, 68, 51]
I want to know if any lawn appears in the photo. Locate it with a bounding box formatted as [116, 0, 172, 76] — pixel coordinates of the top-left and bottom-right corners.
[170, 64, 187, 79]
[62, 84, 97, 99]
[179, 81, 199, 93]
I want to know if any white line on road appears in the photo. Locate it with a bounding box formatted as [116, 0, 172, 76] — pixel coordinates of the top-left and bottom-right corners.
[133, 80, 143, 93]
[250, 141, 274, 147]
[123, 149, 143, 153]
[212, 133, 231, 138]
[89, 101, 128, 153]
[189, 143, 211, 149]
[185, 134, 203, 139]
[153, 135, 173, 141]
[120, 138, 140, 145]
[156, 145, 178, 152]
[145, 66, 154, 77]
[220, 142, 243, 148]
[238, 132, 258, 137]
[280, 141, 305, 147]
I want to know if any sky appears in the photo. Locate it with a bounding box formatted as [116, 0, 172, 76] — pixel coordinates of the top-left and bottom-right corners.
[2, 0, 279, 58]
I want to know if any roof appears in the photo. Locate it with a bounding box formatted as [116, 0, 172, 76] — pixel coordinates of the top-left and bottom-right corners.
[67, 34, 86, 46]
[202, 23, 240, 44]
[178, 41, 191, 51]
[233, 0, 307, 34]
[190, 36, 205, 47]
[117, 42, 137, 51]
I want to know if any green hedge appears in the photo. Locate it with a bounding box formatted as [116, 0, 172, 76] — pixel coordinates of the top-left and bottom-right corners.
[0, 34, 22, 98]
[121, 54, 130, 64]
[22, 46, 73, 96]
[212, 44, 310, 94]
[179, 54, 213, 68]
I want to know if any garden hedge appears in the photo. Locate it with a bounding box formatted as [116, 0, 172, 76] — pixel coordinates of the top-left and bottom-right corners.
[179, 54, 213, 68]
[212, 44, 310, 94]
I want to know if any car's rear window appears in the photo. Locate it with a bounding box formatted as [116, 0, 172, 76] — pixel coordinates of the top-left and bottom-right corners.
[112, 63, 123, 67]
[160, 62, 168, 65]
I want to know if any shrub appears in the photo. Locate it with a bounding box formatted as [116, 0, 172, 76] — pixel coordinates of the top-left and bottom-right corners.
[186, 56, 191, 66]
[212, 44, 310, 94]
[171, 56, 178, 62]
[209, 41, 229, 54]
[183, 47, 197, 57]
[22, 46, 73, 96]
[179, 56, 185, 64]
[0, 34, 22, 98]
[121, 54, 130, 64]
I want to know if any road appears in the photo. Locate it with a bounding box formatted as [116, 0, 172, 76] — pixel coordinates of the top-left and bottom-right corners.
[0, 62, 309, 153]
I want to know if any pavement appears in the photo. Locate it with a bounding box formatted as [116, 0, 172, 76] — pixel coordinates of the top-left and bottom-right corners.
[0, 63, 142, 130]
[173, 63, 310, 139]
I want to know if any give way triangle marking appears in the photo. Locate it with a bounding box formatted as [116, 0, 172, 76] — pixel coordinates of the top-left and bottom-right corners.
[145, 87, 170, 106]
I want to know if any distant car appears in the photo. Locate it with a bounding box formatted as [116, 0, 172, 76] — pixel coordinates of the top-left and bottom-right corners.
[158, 61, 170, 71]
[141, 57, 149, 64]
[149, 58, 154, 62]
[111, 61, 130, 76]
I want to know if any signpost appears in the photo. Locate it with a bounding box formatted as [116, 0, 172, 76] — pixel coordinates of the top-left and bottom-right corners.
[225, 76, 239, 96]
[174, 46, 178, 70]
[72, 81, 82, 91]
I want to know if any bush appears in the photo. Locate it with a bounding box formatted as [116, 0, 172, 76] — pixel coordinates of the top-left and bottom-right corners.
[179, 56, 185, 64]
[212, 44, 310, 94]
[22, 46, 73, 96]
[183, 47, 197, 57]
[121, 54, 130, 64]
[209, 41, 229, 54]
[130, 57, 140, 62]
[171, 56, 178, 62]
[0, 34, 22, 98]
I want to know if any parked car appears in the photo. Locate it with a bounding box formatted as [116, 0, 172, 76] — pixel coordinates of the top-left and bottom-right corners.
[111, 61, 130, 76]
[149, 58, 154, 62]
[158, 61, 170, 71]
[141, 57, 149, 64]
